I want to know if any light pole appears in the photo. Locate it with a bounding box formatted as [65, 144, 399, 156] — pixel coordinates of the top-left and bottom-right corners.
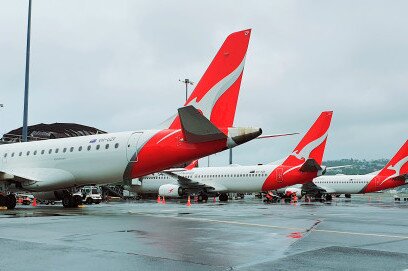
[22, 0, 32, 142]
[0, 104, 3, 140]
[179, 79, 194, 102]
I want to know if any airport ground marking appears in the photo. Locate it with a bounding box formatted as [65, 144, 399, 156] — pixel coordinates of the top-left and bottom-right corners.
[129, 211, 408, 240]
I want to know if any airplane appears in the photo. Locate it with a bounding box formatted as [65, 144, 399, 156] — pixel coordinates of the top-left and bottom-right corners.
[131, 111, 333, 202]
[0, 29, 263, 209]
[278, 140, 408, 201]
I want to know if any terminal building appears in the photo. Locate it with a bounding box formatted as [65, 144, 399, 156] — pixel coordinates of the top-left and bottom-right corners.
[1, 123, 106, 143]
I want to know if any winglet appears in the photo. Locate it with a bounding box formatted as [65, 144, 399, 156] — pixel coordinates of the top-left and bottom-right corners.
[178, 105, 228, 143]
[185, 160, 199, 170]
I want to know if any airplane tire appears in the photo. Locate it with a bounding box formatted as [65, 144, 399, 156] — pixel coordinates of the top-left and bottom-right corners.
[345, 194, 351, 199]
[62, 196, 71, 208]
[325, 194, 333, 201]
[73, 195, 83, 206]
[62, 196, 76, 208]
[6, 194, 16, 210]
[0, 195, 7, 207]
[86, 197, 93, 205]
[219, 193, 228, 202]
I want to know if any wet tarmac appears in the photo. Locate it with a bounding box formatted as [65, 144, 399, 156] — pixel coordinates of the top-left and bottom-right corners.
[0, 195, 407, 271]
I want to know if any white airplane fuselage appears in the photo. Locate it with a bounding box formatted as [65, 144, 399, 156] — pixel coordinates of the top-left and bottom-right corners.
[311, 174, 374, 194]
[133, 165, 276, 194]
[0, 131, 142, 191]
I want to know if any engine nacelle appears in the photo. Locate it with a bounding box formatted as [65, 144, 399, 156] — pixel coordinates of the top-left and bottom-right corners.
[285, 187, 302, 198]
[158, 184, 184, 198]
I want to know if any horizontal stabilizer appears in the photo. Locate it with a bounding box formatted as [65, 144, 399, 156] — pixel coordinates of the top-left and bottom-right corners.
[178, 105, 227, 143]
[300, 159, 322, 172]
[392, 174, 408, 182]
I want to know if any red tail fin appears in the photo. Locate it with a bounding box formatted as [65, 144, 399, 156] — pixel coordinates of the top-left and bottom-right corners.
[364, 140, 408, 192]
[380, 140, 408, 177]
[284, 111, 333, 166]
[169, 29, 251, 129]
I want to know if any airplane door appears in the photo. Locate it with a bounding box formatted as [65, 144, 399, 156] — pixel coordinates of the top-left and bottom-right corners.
[127, 132, 143, 162]
[374, 176, 381, 187]
[276, 168, 283, 183]
[1, 150, 9, 165]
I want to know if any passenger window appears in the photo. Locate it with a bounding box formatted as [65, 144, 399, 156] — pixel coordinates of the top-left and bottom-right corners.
[41, 150, 45, 155]
[87, 146, 91, 151]
[34, 150, 37, 155]
[3, 153, 7, 158]
[55, 148, 59, 153]
[63, 148, 67, 153]
[11, 153, 14, 157]
[49, 149, 52, 154]
[26, 151, 30, 156]
[70, 147, 74, 152]
[115, 143, 119, 149]
[78, 146, 82, 151]
[105, 144, 109, 149]
[96, 145, 100, 150]
[19, 152, 22, 156]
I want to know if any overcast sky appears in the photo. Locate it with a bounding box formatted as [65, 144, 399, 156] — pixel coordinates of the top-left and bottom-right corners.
[1, 0, 407, 166]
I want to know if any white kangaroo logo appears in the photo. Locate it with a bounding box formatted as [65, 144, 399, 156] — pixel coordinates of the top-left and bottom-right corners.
[187, 57, 246, 120]
[291, 131, 328, 161]
[379, 156, 408, 185]
[283, 130, 328, 176]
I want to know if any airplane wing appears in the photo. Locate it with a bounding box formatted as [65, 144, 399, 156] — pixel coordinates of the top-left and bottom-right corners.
[301, 181, 336, 194]
[0, 168, 75, 190]
[163, 171, 214, 189]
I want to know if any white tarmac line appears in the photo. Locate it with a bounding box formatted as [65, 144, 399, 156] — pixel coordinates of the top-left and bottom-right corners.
[129, 211, 408, 240]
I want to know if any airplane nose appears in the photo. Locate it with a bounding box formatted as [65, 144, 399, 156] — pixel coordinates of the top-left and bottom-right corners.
[227, 127, 262, 148]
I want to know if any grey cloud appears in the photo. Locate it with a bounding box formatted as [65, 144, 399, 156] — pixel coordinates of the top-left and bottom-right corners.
[0, 0, 407, 166]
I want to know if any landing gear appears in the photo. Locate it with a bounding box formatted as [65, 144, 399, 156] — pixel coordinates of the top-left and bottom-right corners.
[6, 194, 16, 209]
[325, 194, 333, 201]
[86, 197, 93, 205]
[0, 194, 17, 210]
[197, 193, 208, 203]
[219, 193, 228, 202]
[315, 193, 324, 203]
[62, 194, 82, 208]
[345, 194, 351, 199]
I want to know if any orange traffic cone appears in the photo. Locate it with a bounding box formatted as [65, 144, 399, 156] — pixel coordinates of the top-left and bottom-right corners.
[18, 198, 23, 204]
[213, 197, 216, 203]
[162, 196, 166, 204]
[186, 196, 191, 207]
[32, 198, 37, 207]
[157, 195, 161, 204]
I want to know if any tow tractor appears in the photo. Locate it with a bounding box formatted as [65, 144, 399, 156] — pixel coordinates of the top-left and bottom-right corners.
[74, 186, 102, 205]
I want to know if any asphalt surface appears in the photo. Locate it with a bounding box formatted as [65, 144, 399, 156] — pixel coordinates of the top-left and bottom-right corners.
[0, 195, 407, 271]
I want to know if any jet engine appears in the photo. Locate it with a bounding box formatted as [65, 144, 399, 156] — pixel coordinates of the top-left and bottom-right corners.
[158, 184, 184, 197]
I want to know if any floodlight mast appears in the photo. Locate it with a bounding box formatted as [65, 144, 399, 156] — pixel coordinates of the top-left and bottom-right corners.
[22, 0, 32, 142]
[179, 79, 194, 102]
